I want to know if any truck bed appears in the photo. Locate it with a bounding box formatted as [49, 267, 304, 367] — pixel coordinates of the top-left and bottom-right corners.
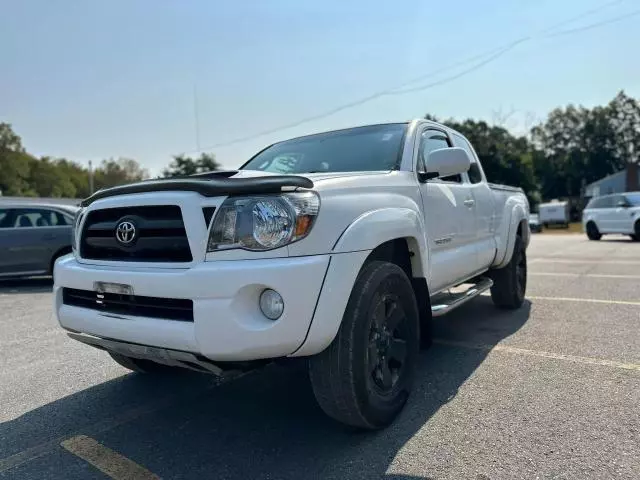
[488, 183, 524, 193]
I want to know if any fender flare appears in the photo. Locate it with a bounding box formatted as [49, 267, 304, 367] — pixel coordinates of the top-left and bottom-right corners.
[332, 207, 428, 277]
[494, 203, 529, 269]
[292, 208, 429, 357]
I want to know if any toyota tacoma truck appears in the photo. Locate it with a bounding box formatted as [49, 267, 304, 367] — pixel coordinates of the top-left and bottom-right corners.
[54, 119, 530, 430]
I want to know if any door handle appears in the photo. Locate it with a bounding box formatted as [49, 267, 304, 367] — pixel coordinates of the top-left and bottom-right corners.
[464, 198, 475, 207]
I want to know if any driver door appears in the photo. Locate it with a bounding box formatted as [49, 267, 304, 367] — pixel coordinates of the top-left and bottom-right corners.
[416, 128, 478, 293]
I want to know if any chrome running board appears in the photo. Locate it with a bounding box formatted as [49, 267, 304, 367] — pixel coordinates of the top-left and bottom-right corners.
[431, 277, 493, 317]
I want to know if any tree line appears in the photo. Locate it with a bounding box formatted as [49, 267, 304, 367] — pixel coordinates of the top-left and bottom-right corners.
[0, 124, 222, 199]
[428, 90, 640, 206]
[2, 90, 638, 206]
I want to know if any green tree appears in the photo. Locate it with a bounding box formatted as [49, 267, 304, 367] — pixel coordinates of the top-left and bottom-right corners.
[0, 122, 24, 152]
[531, 92, 638, 199]
[425, 115, 540, 205]
[29, 157, 78, 198]
[162, 153, 221, 178]
[607, 90, 640, 191]
[0, 123, 34, 196]
[94, 158, 149, 190]
[55, 158, 91, 198]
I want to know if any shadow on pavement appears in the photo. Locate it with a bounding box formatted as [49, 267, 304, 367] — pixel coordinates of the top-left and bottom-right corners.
[0, 277, 53, 295]
[1, 296, 530, 479]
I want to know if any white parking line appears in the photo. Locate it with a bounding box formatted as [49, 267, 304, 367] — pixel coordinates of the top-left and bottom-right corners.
[61, 435, 159, 480]
[528, 295, 640, 306]
[530, 272, 640, 280]
[435, 340, 640, 372]
[530, 259, 640, 265]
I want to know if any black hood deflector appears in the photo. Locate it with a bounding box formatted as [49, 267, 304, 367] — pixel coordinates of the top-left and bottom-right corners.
[80, 172, 314, 207]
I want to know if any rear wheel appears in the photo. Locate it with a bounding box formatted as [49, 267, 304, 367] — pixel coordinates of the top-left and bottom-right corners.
[586, 222, 601, 241]
[630, 234, 639, 242]
[490, 235, 526, 310]
[309, 261, 420, 430]
[108, 352, 178, 374]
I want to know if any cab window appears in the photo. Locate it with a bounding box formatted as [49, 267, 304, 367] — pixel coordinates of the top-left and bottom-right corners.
[453, 133, 482, 184]
[418, 129, 461, 183]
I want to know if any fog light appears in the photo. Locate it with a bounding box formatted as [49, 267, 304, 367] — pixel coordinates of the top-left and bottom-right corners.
[259, 289, 284, 320]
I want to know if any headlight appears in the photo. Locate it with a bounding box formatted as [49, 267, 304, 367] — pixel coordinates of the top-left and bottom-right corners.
[71, 208, 85, 252]
[207, 191, 320, 252]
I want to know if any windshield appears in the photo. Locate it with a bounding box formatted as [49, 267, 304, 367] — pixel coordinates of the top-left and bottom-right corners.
[240, 123, 407, 174]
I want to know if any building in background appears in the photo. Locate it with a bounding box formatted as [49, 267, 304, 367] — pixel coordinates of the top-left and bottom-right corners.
[584, 163, 640, 198]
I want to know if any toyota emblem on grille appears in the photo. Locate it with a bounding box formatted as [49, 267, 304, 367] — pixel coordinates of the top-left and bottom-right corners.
[115, 221, 136, 245]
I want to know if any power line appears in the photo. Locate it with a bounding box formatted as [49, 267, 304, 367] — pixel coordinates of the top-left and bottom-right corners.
[180, 44, 527, 152]
[184, 1, 637, 154]
[193, 83, 201, 151]
[545, 8, 640, 37]
[537, 0, 628, 35]
[388, 39, 528, 95]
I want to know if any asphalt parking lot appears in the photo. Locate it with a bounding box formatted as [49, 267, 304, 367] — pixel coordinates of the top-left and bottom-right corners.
[1, 234, 639, 480]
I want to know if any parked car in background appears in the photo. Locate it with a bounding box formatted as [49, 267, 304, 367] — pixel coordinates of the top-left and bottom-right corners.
[529, 213, 542, 233]
[0, 202, 78, 278]
[582, 192, 640, 241]
[539, 200, 570, 228]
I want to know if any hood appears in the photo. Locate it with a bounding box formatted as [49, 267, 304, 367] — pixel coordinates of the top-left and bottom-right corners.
[228, 169, 391, 182]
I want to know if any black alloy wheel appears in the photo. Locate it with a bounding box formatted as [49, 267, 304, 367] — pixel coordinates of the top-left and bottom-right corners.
[367, 293, 409, 394]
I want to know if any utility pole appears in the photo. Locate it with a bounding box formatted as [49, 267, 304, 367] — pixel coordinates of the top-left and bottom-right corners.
[193, 83, 201, 152]
[88, 160, 94, 195]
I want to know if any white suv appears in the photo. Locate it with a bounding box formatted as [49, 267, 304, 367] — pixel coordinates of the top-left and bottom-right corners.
[582, 192, 640, 241]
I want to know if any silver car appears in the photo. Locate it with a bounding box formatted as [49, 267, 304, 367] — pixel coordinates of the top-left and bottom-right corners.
[0, 202, 79, 278]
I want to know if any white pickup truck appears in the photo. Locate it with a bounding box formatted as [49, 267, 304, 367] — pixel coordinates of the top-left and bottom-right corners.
[54, 119, 530, 430]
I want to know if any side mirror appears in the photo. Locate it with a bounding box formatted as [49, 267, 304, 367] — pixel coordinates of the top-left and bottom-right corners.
[419, 147, 471, 182]
[616, 200, 630, 208]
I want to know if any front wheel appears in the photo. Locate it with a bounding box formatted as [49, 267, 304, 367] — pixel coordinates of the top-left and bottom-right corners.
[489, 235, 527, 310]
[586, 222, 601, 241]
[309, 261, 420, 430]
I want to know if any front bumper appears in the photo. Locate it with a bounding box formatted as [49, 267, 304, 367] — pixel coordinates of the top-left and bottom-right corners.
[54, 254, 332, 361]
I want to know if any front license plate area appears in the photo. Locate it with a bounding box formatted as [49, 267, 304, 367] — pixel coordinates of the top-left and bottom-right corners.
[94, 281, 134, 296]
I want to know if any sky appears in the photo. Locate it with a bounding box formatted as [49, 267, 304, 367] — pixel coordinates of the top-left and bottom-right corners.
[1, 0, 639, 175]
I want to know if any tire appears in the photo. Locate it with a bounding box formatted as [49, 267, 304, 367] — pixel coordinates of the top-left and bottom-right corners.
[489, 235, 527, 310]
[630, 235, 639, 242]
[108, 352, 178, 374]
[308, 261, 420, 430]
[50, 247, 72, 275]
[632, 221, 640, 241]
[586, 222, 601, 241]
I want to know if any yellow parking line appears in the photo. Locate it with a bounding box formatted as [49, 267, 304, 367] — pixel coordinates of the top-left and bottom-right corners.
[528, 295, 640, 306]
[61, 435, 159, 480]
[434, 340, 640, 372]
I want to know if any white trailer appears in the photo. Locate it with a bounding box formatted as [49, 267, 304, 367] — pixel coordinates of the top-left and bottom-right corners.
[539, 200, 570, 228]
